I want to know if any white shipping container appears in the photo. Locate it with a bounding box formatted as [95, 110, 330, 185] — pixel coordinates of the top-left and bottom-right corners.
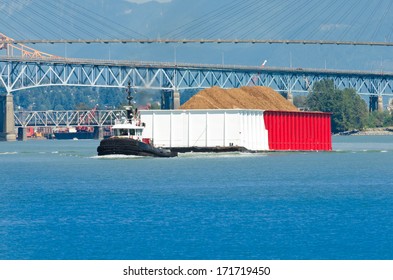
[140, 109, 269, 151]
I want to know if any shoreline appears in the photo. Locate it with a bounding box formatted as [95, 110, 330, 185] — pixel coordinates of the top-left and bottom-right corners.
[336, 127, 393, 136]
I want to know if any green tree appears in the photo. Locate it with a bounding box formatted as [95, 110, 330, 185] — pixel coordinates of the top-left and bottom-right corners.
[367, 111, 393, 127]
[293, 95, 307, 109]
[306, 79, 368, 133]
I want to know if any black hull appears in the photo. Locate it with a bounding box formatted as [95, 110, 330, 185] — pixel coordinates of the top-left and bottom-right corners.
[97, 138, 178, 158]
[170, 146, 249, 153]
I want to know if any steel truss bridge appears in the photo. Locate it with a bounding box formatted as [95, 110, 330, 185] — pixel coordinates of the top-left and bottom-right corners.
[2, 57, 393, 97]
[14, 109, 126, 128]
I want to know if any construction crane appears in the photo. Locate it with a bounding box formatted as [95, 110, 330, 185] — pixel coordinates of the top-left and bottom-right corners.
[0, 32, 59, 59]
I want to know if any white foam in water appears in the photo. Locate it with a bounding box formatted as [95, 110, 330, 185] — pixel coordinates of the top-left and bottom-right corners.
[91, 154, 144, 159]
[0, 152, 18, 155]
[178, 152, 267, 159]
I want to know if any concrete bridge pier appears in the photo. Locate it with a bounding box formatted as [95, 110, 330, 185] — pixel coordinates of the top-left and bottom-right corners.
[17, 127, 28, 141]
[173, 90, 181, 109]
[161, 90, 181, 109]
[0, 94, 17, 141]
[94, 126, 104, 140]
[287, 91, 294, 104]
[378, 95, 383, 112]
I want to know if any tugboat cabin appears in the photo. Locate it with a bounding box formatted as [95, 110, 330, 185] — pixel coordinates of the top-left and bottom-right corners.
[112, 122, 144, 139]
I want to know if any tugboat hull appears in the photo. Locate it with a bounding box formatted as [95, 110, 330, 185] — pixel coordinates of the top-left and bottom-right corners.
[97, 138, 177, 158]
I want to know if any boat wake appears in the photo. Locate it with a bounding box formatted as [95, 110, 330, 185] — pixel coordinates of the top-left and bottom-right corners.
[91, 154, 144, 160]
[178, 151, 268, 159]
[0, 152, 18, 155]
[334, 149, 391, 153]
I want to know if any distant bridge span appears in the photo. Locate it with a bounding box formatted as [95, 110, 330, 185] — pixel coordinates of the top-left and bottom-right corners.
[2, 56, 393, 97]
[8, 39, 393, 47]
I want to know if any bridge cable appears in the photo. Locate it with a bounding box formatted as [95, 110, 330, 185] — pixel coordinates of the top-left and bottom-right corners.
[28, 0, 115, 39]
[320, 1, 355, 41]
[164, 0, 243, 39]
[220, 0, 289, 40]
[175, 0, 258, 39]
[7, 0, 88, 39]
[194, 0, 293, 40]
[345, 0, 381, 42]
[288, 0, 336, 40]
[306, 0, 345, 40]
[372, 0, 393, 42]
[241, 0, 320, 40]
[268, 0, 323, 40]
[45, 0, 148, 39]
[238, 0, 297, 40]
[0, 16, 30, 39]
[202, 0, 273, 40]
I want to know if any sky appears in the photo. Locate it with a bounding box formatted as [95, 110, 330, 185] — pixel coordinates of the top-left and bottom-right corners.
[1, 0, 393, 71]
[125, 0, 172, 3]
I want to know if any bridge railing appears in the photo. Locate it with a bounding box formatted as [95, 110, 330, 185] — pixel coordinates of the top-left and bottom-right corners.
[14, 109, 127, 127]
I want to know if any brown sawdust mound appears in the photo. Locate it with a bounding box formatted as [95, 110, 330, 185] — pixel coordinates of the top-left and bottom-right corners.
[179, 86, 298, 111]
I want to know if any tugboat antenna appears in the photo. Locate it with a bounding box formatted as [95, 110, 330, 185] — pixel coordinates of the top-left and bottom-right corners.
[125, 81, 134, 122]
[126, 81, 133, 107]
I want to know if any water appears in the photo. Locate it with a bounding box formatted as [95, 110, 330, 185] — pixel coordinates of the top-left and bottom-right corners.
[1, 136, 393, 260]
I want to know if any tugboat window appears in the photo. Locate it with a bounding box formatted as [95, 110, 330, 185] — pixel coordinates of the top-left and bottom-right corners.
[130, 129, 136, 135]
[120, 129, 128, 136]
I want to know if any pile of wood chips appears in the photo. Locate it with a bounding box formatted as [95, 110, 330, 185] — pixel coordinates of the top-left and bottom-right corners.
[179, 86, 298, 111]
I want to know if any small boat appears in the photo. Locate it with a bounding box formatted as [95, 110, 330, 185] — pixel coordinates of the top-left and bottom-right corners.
[97, 83, 177, 158]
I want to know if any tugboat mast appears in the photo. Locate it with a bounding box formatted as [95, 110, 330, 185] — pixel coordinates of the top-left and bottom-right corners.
[125, 81, 133, 123]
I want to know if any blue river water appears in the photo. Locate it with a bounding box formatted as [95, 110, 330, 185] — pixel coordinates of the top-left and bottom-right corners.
[1, 136, 393, 260]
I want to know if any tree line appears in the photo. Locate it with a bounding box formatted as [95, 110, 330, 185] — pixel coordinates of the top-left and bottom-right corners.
[11, 86, 163, 111]
[305, 79, 393, 133]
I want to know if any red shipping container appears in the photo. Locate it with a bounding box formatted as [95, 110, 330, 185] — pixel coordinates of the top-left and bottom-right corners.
[263, 111, 332, 151]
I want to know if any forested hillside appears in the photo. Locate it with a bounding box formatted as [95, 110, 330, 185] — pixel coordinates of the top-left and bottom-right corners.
[13, 87, 128, 111]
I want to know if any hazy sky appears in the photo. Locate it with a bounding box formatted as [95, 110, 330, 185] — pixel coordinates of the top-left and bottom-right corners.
[1, 0, 393, 71]
[125, 0, 172, 4]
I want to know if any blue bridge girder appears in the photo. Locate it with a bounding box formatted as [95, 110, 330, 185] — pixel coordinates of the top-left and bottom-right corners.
[1, 56, 393, 96]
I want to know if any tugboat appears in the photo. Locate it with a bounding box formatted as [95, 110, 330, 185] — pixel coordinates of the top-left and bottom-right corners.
[97, 83, 177, 158]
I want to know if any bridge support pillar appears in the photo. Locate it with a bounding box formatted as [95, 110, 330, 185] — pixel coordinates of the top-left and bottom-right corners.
[18, 127, 28, 141]
[0, 94, 17, 141]
[287, 91, 293, 104]
[94, 127, 104, 140]
[173, 90, 180, 109]
[378, 95, 383, 112]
